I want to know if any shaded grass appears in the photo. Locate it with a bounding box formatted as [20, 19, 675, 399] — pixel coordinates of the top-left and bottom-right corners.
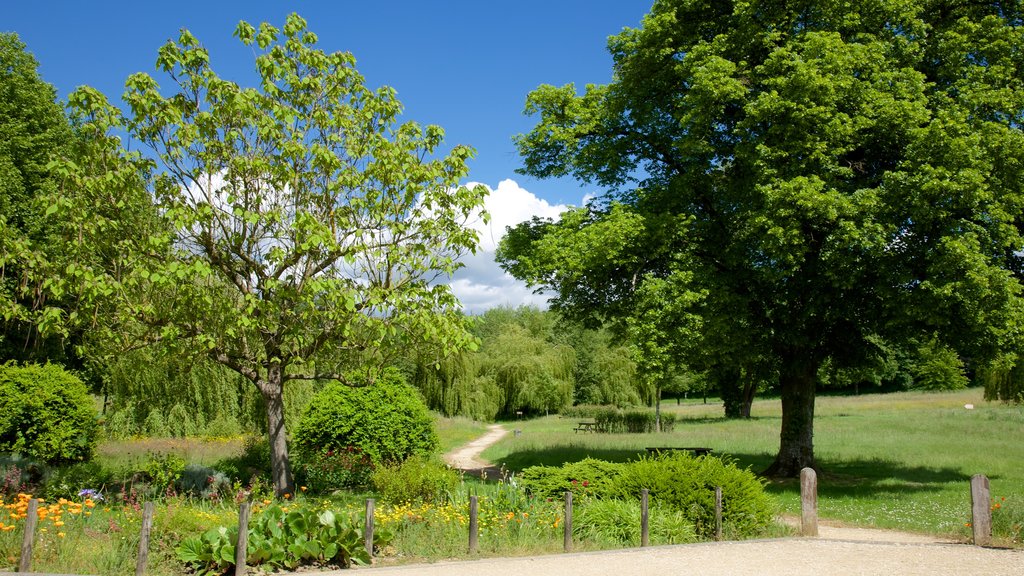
[484, 389, 1024, 541]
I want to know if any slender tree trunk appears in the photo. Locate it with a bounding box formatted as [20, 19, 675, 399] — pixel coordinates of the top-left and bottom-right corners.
[259, 372, 295, 497]
[740, 377, 756, 419]
[764, 351, 818, 477]
[655, 385, 661, 433]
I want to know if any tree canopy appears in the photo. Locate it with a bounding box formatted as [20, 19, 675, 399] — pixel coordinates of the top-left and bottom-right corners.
[500, 0, 1024, 476]
[48, 14, 487, 494]
[0, 33, 76, 363]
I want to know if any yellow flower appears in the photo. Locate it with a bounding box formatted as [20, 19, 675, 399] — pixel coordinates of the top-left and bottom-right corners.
[57, 532, 65, 538]
[284, 493, 291, 500]
[300, 486, 307, 492]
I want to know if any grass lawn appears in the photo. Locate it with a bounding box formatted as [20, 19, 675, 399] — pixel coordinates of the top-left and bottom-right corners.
[482, 388, 1024, 540]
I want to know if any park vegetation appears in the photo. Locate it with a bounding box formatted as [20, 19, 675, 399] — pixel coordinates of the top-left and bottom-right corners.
[2, 1, 1024, 573]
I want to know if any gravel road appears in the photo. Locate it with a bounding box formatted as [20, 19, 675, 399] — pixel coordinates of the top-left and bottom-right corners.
[338, 537, 1022, 576]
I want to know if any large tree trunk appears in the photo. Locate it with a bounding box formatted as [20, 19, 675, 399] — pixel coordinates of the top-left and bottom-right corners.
[764, 351, 819, 477]
[259, 372, 295, 497]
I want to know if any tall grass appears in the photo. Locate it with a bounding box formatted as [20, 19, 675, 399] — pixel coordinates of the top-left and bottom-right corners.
[483, 389, 1024, 541]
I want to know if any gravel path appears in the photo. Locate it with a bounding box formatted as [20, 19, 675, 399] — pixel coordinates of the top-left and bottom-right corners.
[326, 425, 1024, 575]
[343, 538, 1022, 576]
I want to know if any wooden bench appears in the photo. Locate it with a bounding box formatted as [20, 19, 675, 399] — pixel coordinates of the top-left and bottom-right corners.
[574, 421, 598, 433]
[645, 447, 713, 457]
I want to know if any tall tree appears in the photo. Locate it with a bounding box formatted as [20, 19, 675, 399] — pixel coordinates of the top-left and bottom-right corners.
[501, 0, 1024, 476]
[0, 33, 75, 362]
[52, 14, 486, 495]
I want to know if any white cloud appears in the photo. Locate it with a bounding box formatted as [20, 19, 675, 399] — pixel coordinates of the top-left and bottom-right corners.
[450, 179, 574, 313]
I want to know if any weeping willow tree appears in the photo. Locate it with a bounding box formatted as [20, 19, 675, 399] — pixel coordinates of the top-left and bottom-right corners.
[101, 345, 326, 438]
[568, 327, 639, 406]
[409, 351, 501, 421]
[477, 323, 575, 416]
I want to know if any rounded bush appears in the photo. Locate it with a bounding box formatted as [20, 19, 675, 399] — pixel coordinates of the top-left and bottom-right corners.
[610, 453, 775, 539]
[519, 453, 775, 539]
[0, 362, 98, 464]
[293, 369, 438, 467]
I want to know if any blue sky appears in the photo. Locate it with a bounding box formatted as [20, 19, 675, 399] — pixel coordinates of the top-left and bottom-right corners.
[5, 0, 653, 311]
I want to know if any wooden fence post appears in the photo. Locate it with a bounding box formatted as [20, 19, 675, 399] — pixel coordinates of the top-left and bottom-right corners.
[468, 495, 479, 553]
[235, 501, 250, 575]
[135, 501, 155, 576]
[640, 489, 649, 547]
[18, 498, 38, 572]
[971, 474, 992, 546]
[364, 498, 375, 558]
[714, 486, 723, 541]
[800, 468, 818, 537]
[564, 491, 573, 552]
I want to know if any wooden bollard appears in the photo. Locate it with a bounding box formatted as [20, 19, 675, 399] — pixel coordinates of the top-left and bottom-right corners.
[18, 498, 38, 572]
[971, 474, 992, 546]
[135, 501, 155, 576]
[714, 486, 723, 541]
[364, 499, 375, 558]
[235, 501, 250, 575]
[468, 496, 479, 553]
[640, 489, 649, 547]
[564, 491, 573, 552]
[800, 468, 818, 537]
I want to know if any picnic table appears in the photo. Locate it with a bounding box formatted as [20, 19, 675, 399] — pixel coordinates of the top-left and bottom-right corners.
[574, 421, 598, 433]
[645, 446, 713, 457]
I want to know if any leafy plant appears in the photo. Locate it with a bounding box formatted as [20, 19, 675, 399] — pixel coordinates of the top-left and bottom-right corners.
[371, 455, 460, 504]
[144, 452, 186, 496]
[610, 453, 774, 539]
[302, 446, 373, 492]
[519, 453, 773, 539]
[0, 362, 98, 463]
[574, 498, 696, 546]
[176, 503, 387, 573]
[176, 464, 232, 500]
[294, 368, 438, 466]
[518, 458, 622, 500]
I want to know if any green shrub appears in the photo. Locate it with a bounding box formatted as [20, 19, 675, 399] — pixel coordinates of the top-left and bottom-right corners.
[293, 368, 438, 466]
[560, 405, 675, 433]
[519, 453, 774, 540]
[610, 453, 774, 538]
[176, 464, 232, 500]
[560, 404, 621, 420]
[144, 452, 186, 496]
[517, 458, 623, 500]
[574, 498, 696, 546]
[0, 362, 99, 463]
[40, 460, 114, 500]
[302, 446, 374, 491]
[216, 434, 272, 481]
[371, 455, 460, 504]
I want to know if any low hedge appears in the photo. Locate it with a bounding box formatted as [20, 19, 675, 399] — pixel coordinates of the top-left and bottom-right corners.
[518, 452, 774, 539]
[561, 405, 676, 433]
